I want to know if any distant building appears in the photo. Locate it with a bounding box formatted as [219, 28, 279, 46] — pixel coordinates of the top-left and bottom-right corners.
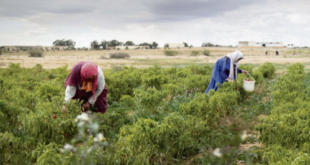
[115, 46, 149, 50]
[167, 43, 185, 48]
[238, 41, 283, 48]
[287, 44, 295, 49]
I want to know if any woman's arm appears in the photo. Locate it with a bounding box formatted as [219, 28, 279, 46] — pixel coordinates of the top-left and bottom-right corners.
[222, 58, 232, 81]
[221, 69, 230, 81]
[240, 69, 248, 75]
[88, 66, 105, 105]
[64, 86, 76, 103]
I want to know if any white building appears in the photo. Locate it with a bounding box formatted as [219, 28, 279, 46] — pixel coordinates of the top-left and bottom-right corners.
[238, 41, 283, 48]
[167, 43, 185, 48]
[115, 46, 149, 50]
[287, 44, 295, 49]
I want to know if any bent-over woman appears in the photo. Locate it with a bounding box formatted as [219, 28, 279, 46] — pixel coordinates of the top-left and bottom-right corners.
[205, 50, 248, 94]
[63, 61, 108, 113]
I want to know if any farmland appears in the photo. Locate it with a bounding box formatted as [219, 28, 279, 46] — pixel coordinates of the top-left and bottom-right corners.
[1, 47, 310, 70]
[1, 47, 310, 164]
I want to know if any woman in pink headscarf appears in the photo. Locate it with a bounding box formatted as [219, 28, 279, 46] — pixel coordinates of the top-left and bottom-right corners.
[63, 61, 108, 113]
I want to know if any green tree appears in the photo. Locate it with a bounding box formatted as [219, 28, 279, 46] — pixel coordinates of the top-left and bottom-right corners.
[138, 42, 158, 49]
[124, 41, 135, 46]
[53, 39, 76, 49]
[139, 42, 149, 46]
[202, 42, 214, 47]
[90, 40, 100, 49]
[100, 40, 108, 49]
[65, 39, 76, 49]
[150, 41, 158, 49]
[108, 40, 121, 47]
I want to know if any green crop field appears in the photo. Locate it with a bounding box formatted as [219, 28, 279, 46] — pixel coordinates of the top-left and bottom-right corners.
[0, 61, 310, 164]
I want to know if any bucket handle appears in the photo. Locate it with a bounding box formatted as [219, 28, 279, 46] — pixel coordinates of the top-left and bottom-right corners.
[246, 73, 255, 81]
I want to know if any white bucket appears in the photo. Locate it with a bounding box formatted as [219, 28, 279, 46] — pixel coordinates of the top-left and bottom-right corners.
[243, 80, 255, 92]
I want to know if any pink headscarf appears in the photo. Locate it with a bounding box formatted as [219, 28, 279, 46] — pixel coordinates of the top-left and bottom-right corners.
[80, 62, 98, 100]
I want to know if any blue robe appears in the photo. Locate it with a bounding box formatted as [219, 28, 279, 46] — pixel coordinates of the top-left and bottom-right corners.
[205, 56, 242, 94]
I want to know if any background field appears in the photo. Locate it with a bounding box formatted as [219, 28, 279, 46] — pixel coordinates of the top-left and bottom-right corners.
[1, 47, 310, 73]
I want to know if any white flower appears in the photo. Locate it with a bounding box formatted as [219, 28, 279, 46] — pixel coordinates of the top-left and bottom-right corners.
[213, 148, 222, 158]
[241, 131, 247, 141]
[76, 113, 89, 121]
[64, 144, 73, 151]
[94, 133, 104, 142]
[97, 133, 104, 141]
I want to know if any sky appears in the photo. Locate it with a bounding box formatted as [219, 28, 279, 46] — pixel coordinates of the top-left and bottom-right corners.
[0, 0, 310, 47]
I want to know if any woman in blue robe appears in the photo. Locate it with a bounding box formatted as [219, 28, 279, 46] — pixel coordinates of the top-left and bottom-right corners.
[205, 50, 248, 94]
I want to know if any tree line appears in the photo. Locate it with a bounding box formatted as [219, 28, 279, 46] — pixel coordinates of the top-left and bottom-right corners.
[52, 39, 235, 50]
[53, 39, 76, 49]
[52, 39, 159, 50]
[202, 42, 235, 47]
[90, 40, 159, 49]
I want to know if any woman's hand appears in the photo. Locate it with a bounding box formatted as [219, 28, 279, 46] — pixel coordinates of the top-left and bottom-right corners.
[82, 102, 91, 110]
[62, 105, 67, 113]
[242, 70, 248, 75]
[226, 79, 234, 82]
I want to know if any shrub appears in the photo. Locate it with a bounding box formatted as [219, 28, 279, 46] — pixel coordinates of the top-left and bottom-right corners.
[202, 50, 211, 56]
[258, 62, 276, 78]
[100, 55, 109, 59]
[164, 50, 179, 56]
[190, 50, 200, 56]
[0, 48, 2, 55]
[125, 46, 129, 50]
[109, 52, 130, 59]
[28, 50, 43, 57]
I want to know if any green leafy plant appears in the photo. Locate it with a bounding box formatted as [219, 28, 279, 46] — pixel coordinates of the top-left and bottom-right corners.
[109, 52, 130, 58]
[0, 61, 278, 164]
[164, 50, 179, 56]
[190, 50, 200, 56]
[61, 112, 109, 165]
[258, 62, 276, 78]
[202, 49, 211, 56]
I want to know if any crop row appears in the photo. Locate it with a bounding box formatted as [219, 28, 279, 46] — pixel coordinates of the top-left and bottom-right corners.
[0, 62, 275, 164]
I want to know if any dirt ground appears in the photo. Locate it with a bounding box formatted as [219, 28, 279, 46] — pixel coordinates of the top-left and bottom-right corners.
[0, 47, 309, 69]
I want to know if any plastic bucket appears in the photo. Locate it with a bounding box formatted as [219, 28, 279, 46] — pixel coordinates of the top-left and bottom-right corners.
[243, 80, 255, 92]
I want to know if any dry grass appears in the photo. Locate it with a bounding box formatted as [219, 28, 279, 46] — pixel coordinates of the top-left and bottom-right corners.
[0, 47, 309, 69]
